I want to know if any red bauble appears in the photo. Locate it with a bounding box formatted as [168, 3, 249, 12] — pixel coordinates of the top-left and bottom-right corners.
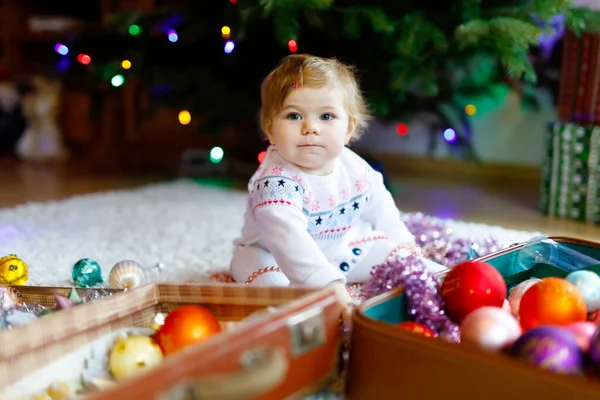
[397, 321, 435, 338]
[155, 305, 222, 355]
[441, 261, 506, 322]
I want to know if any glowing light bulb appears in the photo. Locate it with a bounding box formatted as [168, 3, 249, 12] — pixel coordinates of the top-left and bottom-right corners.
[396, 123, 408, 136]
[54, 44, 69, 55]
[210, 146, 224, 163]
[443, 128, 457, 142]
[258, 151, 267, 163]
[111, 74, 125, 87]
[168, 29, 178, 42]
[121, 60, 132, 70]
[178, 110, 191, 125]
[222, 26, 231, 36]
[465, 104, 476, 115]
[288, 39, 298, 53]
[77, 54, 91, 65]
[129, 25, 142, 35]
[224, 40, 235, 54]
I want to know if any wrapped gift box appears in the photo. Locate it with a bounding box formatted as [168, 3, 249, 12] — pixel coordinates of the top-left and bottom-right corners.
[539, 122, 600, 223]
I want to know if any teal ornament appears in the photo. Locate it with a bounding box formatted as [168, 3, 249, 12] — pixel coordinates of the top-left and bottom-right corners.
[72, 258, 104, 287]
[566, 270, 600, 312]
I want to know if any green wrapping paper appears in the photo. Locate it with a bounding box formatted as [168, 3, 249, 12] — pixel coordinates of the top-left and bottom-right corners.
[539, 122, 600, 223]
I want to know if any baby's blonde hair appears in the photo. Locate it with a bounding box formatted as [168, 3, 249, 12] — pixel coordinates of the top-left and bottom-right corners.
[260, 54, 371, 141]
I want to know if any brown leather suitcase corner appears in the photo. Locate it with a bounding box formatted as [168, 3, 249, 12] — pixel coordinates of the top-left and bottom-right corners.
[346, 236, 600, 400]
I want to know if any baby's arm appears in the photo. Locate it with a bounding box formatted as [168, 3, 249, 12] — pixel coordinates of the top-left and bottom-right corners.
[361, 167, 416, 248]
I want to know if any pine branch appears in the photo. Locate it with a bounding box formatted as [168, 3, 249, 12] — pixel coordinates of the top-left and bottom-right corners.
[272, 9, 301, 46]
[462, 0, 481, 20]
[394, 12, 448, 59]
[564, 7, 600, 34]
[259, 0, 334, 13]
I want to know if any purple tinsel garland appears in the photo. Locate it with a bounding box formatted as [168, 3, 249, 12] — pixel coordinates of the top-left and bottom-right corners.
[401, 212, 502, 268]
[360, 253, 461, 343]
[358, 212, 509, 343]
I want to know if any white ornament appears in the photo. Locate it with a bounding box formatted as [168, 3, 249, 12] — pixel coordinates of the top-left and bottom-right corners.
[109, 260, 146, 289]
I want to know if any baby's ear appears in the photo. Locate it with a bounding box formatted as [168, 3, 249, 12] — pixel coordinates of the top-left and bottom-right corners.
[346, 116, 358, 144]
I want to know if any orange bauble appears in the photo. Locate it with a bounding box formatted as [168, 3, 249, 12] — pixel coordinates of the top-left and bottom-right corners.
[155, 305, 222, 355]
[519, 277, 587, 331]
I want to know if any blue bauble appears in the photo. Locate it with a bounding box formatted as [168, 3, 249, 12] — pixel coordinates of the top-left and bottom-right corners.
[72, 258, 104, 287]
[566, 270, 600, 312]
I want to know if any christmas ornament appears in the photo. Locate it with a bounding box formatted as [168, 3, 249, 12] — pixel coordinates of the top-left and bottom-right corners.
[460, 306, 521, 351]
[565, 270, 600, 312]
[155, 305, 222, 355]
[108, 335, 164, 381]
[502, 299, 512, 314]
[0, 255, 29, 285]
[511, 326, 584, 375]
[72, 258, 104, 287]
[507, 278, 541, 319]
[67, 287, 82, 303]
[519, 277, 587, 331]
[0, 286, 22, 311]
[109, 260, 146, 289]
[45, 381, 71, 400]
[440, 261, 506, 322]
[360, 253, 460, 343]
[54, 294, 79, 310]
[564, 321, 597, 351]
[588, 328, 600, 375]
[397, 321, 435, 338]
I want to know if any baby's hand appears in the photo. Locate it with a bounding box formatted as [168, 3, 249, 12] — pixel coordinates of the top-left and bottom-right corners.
[328, 280, 359, 321]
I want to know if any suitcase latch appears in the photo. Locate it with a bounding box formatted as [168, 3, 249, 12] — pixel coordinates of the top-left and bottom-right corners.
[286, 306, 326, 357]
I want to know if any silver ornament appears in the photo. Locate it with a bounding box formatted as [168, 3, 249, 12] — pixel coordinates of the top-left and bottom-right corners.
[109, 260, 146, 289]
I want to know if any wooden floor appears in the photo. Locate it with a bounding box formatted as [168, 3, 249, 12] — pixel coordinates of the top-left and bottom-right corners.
[1, 156, 599, 242]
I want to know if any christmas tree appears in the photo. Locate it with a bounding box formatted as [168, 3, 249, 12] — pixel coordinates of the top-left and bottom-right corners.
[57, 0, 600, 162]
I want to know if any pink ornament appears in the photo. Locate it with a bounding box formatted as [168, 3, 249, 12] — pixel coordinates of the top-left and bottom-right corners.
[508, 278, 541, 318]
[460, 306, 522, 351]
[0, 286, 22, 311]
[54, 294, 78, 310]
[502, 299, 512, 314]
[564, 321, 597, 351]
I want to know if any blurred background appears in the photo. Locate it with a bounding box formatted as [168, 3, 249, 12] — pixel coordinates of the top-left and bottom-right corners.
[1, 0, 600, 238]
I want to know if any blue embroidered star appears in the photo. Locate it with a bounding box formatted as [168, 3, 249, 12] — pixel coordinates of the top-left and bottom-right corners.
[352, 202, 359, 210]
[365, 196, 369, 202]
[278, 179, 285, 186]
[295, 185, 299, 191]
[316, 216, 323, 225]
[340, 208, 345, 215]
[264, 180, 270, 187]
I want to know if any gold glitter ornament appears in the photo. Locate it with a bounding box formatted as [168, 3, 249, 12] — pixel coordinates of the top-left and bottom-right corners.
[45, 381, 71, 400]
[109, 260, 146, 289]
[0, 255, 29, 285]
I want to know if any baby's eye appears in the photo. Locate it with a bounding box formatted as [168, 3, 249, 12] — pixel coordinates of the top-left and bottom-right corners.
[320, 113, 335, 121]
[286, 113, 301, 121]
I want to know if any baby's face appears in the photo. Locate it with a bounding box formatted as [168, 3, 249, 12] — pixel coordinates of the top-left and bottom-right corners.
[267, 85, 356, 176]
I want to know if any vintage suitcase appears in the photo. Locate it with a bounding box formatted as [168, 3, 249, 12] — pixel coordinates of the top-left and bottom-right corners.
[0, 285, 123, 385]
[346, 236, 600, 400]
[3, 283, 349, 400]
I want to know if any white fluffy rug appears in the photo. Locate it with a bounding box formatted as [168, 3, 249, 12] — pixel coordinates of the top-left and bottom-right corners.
[0, 179, 540, 287]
